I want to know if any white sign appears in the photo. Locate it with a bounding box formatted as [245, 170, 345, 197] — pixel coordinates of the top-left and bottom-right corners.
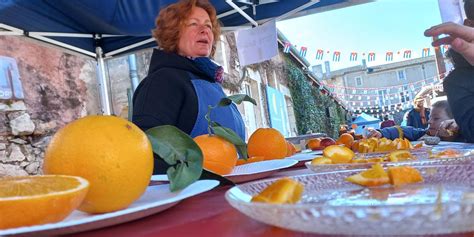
[235, 20, 278, 66]
[438, 0, 465, 24]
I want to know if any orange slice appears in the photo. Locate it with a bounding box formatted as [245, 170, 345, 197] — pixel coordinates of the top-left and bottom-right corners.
[0, 175, 89, 230]
[432, 149, 462, 158]
[388, 150, 414, 162]
[346, 163, 389, 187]
[236, 156, 265, 165]
[311, 156, 332, 165]
[388, 166, 423, 186]
[251, 178, 304, 204]
[323, 145, 355, 164]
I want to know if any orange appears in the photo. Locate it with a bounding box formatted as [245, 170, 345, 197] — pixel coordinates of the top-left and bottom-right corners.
[194, 134, 238, 175]
[236, 156, 265, 166]
[306, 138, 321, 150]
[388, 150, 414, 162]
[323, 145, 355, 164]
[248, 128, 288, 160]
[251, 178, 304, 204]
[338, 133, 354, 149]
[0, 175, 89, 229]
[286, 141, 297, 156]
[388, 166, 423, 186]
[43, 115, 154, 214]
[346, 163, 390, 187]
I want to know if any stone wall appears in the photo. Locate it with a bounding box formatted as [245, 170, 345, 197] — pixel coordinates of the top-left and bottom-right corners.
[0, 36, 100, 176]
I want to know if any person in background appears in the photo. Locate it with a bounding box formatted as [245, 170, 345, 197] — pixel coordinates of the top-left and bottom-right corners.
[406, 97, 430, 129]
[132, 0, 245, 173]
[424, 0, 474, 142]
[368, 100, 460, 141]
[380, 115, 396, 129]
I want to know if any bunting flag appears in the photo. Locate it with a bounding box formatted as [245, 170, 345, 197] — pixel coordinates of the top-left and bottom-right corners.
[333, 51, 341, 62]
[299, 46, 307, 57]
[349, 52, 358, 61]
[403, 50, 412, 58]
[422, 48, 430, 57]
[368, 52, 376, 61]
[283, 42, 291, 53]
[385, 51, 394, 61]
[315, 49, 324, 60]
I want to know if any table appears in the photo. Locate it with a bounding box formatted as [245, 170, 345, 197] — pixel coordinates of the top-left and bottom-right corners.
[71, 142, 474, 237]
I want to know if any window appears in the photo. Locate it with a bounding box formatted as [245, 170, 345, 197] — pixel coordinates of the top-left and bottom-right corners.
[0, 57, 24, 100]
[397, 70, 406, 81]
[244, 84, 251, 97]
[355, 76, 362, 86]
[378, 89, 387, 106]
[399, 85, 410, 103]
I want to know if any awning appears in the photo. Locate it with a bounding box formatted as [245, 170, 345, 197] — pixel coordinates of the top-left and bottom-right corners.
[0, 0, 371, 114]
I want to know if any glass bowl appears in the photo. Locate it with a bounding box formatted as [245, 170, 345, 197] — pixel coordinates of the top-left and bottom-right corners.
[225, 164, 474, 235]
[306, 149, 473, 173]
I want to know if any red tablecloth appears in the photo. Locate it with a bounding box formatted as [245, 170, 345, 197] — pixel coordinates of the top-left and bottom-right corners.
[70, 166, 474, 237]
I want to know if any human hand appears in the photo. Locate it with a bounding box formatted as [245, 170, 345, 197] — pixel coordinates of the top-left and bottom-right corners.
[424, 22, 474, 65]
[366, 128, 382, 138]
[437, 119, 459, 138]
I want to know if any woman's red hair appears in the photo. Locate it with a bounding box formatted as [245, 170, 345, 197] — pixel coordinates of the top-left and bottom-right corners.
[153, 0, 221, 57]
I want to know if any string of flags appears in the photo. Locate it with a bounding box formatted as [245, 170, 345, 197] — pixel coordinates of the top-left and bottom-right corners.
[283, 41, 450, 62]
[322, 75, 439, 92]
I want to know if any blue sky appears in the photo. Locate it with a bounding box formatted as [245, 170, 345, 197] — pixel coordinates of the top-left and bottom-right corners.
[276, 0, 443, 71]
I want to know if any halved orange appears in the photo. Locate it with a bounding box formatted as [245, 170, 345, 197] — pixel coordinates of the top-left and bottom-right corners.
[236, 156, 265, 165]
[346, 163, 389, 187]
[388, 166, 423, 186]
[0, 175, 89, 230]
[388, 150, 414, 162]
[251, 178, 304, 204]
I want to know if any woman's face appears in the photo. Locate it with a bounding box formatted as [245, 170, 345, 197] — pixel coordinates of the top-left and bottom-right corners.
[178, 7, 214, 58]
[427, 107, 451, 136]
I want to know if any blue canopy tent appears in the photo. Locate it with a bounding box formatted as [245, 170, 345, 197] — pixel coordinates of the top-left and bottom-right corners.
[352, 113, 380, 134]
[0, 0, 370, 114]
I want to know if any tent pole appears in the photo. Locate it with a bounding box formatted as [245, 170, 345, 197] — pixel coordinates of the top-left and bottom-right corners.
[95, 45, 112, 115]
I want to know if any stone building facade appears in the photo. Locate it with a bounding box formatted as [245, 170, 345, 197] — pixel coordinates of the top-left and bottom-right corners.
[0, 36, 99, 176]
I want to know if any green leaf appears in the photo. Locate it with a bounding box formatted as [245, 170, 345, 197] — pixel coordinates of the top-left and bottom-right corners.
[235, 144, 248, 160]
[213, 126, 246, 146]
[218, 94, 256, 107]
[213, 126, 248, 160]
[146, 125, 203, 192]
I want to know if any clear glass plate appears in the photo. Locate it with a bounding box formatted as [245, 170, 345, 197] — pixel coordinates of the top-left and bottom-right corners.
[225, 164, 474, 235]
[306, 149, 473, 173]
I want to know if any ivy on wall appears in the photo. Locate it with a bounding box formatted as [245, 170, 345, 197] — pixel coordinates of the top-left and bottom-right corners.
[285, 57, 348, 138]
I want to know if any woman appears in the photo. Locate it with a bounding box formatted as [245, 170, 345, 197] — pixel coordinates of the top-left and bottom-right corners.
[133, 0, 244, 139]
[406, 97, 430, 129]
[132, 0, 245, 173]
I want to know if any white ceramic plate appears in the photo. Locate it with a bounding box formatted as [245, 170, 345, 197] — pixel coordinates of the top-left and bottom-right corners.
[287, 150, 323, 162]
[150, 160, 297, 184]
[226, 159, 297, 183]
[226, 164, 474, 235]
[0, 180, 219, 237]
[150, 174, 168, 182]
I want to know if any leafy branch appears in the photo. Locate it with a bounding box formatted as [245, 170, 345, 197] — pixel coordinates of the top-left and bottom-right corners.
[206, 94, 256, 160]
[144, 94, 256, 192]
